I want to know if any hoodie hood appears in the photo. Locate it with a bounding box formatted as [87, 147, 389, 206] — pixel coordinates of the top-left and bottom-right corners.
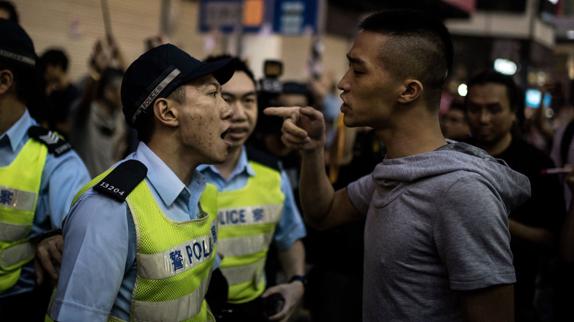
[372, 141, 531, 213]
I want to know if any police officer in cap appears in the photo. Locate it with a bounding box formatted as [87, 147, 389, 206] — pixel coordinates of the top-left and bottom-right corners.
[199, 56, 306, 322]
[48, 44, 235, 322]
[0, 20, 90, 321]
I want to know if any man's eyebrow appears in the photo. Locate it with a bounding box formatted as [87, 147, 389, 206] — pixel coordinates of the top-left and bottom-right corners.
[222, 90, 257, 97]
[347, 54, 365, 66]
[205, 81, 220, 90]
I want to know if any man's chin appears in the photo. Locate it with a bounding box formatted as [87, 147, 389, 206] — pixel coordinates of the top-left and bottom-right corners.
[224, 138, 245, 150]
[211, 150, 229, 164]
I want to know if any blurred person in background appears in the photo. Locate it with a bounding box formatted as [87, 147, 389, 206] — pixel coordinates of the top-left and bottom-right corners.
[267, 10, 530, 322]
[37, 48, 80, 138]
[70, 67, 127, 177]
[200, 55, 306, 322]
[0, 0, 18, 23]
[0, 20, 89, 321]
[441, 99, 470, 141]
[465, 70, 565, 322]
[550, 103, 574, 208]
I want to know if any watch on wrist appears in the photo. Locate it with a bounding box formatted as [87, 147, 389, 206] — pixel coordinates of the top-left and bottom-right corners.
[288, 275, 306, 287]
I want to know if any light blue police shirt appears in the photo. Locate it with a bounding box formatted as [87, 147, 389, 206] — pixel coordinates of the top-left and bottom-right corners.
[49, 142, 218, 322]
[0, 110, 90, 298]
[197, 146, 306, 251]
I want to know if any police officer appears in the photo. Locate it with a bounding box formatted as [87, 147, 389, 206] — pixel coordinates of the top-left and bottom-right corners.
[0, 20, 90, 321]
[48, 44, 235, 322]
[199, 56, 306, 322]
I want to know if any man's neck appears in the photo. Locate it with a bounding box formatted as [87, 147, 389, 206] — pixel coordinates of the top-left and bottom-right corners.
[147, 134, 200, 186]
[479, 133, 512, 157]
[378, 108, 447, 159]
[215, 145, 243, 180]
[0, 97, 26, 134]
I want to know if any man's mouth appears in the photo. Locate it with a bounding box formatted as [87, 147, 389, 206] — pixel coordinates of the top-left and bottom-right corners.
[220, 128, 230, 140]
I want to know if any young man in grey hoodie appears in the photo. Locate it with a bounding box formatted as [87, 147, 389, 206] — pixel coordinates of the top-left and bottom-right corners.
[266, 10, 531, 322]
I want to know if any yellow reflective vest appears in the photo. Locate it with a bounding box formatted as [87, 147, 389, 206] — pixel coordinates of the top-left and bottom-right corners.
[0, 139, 47, 291]
[200, 160, 285, 304]
[58, 161, 219, 322]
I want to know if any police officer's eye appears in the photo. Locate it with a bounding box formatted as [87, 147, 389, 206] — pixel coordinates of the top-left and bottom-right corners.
[222, 95, 234, 103]
[244, 97, 256, 104]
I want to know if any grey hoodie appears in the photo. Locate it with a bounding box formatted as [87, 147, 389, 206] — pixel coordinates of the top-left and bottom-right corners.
[347, 141, 531, 322]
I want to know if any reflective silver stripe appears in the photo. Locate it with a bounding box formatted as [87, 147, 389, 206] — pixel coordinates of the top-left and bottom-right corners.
[137, 234, 214, 279]
[218, 233, 273, 257]
[0, 49, 35, 66]
[0, 186, 37, 211]
[0, 242, 34, 268]
[131, 68, 181, 124]
[222, 260, 265, 286]
[132, 273, 210, 321]
[0, 222, 32, 242]
[217, 205, 282, 227]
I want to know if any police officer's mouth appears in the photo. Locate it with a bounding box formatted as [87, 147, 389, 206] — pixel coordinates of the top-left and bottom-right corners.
[220, 128, 230, 140]
[225, 127, 249, 141]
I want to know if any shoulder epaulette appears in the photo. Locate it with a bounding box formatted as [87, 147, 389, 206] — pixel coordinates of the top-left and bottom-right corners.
[28, 126, 72, 157]
[93, 160, 148, 202]
[245, 145, 281, 171]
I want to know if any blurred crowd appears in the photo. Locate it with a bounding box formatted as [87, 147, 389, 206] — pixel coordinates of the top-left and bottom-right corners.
[2, 0, 574, 322]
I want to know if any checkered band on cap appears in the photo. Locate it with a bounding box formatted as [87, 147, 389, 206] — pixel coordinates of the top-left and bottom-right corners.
[0, 49, 35, 66]
[131, 67, 181, 124]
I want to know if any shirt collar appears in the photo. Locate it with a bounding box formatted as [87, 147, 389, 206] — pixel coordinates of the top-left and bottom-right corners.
[134, 142, 205, 207]
[197, 146, 255, 179]
[0, 110, 34, 152]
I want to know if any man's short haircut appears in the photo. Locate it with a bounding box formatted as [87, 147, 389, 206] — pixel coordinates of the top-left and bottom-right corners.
[39, 48, 70, 72]
[466, 70, 522, 112]
[204, 54, 256, 87]
[0, 1, 19, 23]
[167, 85, 186, 104]
[359, 10, 453, 108]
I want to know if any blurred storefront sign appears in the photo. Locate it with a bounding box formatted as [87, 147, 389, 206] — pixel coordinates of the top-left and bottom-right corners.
[199, 0, 318, 35]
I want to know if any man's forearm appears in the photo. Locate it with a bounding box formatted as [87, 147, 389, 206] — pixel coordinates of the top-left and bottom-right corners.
[462, 284, 514, 322]
[509, 219, 554, 246]
[299, 148, 335, 229]
[278, 240, 305, 278]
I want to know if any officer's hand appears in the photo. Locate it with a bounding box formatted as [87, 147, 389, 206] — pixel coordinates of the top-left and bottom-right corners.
[34, 234, 63, 284]
[264, 106, 326, 153]
[262, 281, 304, 321]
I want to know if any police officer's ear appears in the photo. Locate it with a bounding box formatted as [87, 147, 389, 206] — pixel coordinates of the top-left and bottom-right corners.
[0, 69, 14, 95]
[152, 97, 179, 128]
[397, 79, 423, 104]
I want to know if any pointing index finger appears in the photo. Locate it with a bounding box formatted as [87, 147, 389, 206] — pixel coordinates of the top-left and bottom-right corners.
[264, 106, 300, 120]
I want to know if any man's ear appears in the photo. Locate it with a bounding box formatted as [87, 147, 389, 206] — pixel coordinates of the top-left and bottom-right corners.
[0, 70, 14, 95]
[397, 79, 423, 104]
[153, 98, 179, 127]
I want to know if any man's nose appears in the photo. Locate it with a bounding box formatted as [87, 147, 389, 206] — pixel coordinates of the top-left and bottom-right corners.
[479, 110, 491, 124]
[221, 99, 233, 120]
[230, 101, 246, 120]
[337, 72, 350, 92]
